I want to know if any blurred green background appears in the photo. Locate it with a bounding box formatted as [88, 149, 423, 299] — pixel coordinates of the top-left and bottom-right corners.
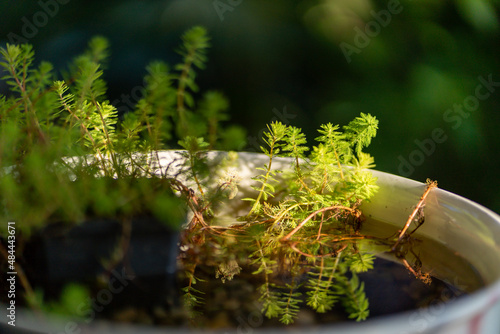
[1, 0, 499, 213]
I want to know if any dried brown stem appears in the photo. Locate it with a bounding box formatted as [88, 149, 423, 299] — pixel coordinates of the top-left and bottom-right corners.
[289, 242, 347, 258]
[401, 258, 432, 284]
[392, 179, 437, 251]
[316, 212, 325, 241]
[281, 205, 359, 241]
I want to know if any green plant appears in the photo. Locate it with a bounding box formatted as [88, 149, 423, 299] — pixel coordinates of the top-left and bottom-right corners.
[180, 115, 384, 324]
[0, 26, 433, 327]
[0, 26, 241, 316]
[0, 26, 244, 230]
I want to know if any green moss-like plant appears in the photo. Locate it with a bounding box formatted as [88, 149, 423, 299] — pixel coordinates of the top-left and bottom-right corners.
[0, 26, 432, 327]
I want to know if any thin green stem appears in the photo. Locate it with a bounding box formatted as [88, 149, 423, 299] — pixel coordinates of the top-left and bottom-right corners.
[58, 92, 108, 175]
[333, 148, 345, 180]
[247, 154, 274, 218]
[7, 60, 45, 144]
[176, 49, 195, 136]
[295, 156, 313, 193]
[190, 154, 205, 198]
[93, 100, 120, 177]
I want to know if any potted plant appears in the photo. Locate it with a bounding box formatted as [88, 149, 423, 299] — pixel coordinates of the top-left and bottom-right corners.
[1, 26, 500, 334]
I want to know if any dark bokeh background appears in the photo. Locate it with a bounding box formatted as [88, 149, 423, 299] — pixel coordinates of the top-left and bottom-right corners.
[1, 0, 499, 213]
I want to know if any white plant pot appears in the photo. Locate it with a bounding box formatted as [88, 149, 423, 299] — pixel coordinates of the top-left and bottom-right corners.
[2, 151, 500, 334]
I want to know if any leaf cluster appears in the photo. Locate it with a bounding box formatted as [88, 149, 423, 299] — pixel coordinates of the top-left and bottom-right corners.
[244, 121, 287, 217]
[0, 27, 245, 235]
[0, 26, 407, 329]
[235, 114, 380, 324]
[172, 113, 379, 324]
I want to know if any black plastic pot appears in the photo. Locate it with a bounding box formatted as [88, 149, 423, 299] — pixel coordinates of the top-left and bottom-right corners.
[25, 214, 183, 314]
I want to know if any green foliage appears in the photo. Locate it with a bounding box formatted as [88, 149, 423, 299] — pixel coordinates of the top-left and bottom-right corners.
[182, 272, 205, 307]
[0, 43, 54, 152]
[0, 26, 404, 328]
[132, 61, 175, 151]
[66, 36, 109, 106]
[343, 112, 379, 157]
[306, 257, 339, 313]
[178, 136, 210, 197]
[283, 125, 309, 158]
[346, 252, 375, 274]
[131, 27, 245, 150]
[175, 26, 210, 137]
[316, 123, 350, 164]
[0, 26, 244, 235]
[236, 113, 380, 324]
[282, 125, 310, 192]
[336, 272, 370, 321]
[197, 91, 229, 149]
[28, 283, 90, 318]
[277, 283, 302, 325]
[244, 121, 288, 217]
